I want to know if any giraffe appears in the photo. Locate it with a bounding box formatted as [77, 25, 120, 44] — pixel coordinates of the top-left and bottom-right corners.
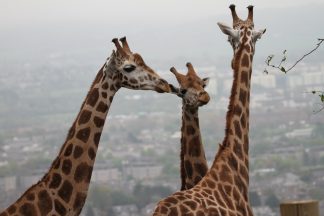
[0, 37, 171, 216]
[153, 5, 265, 216]
[169, 63, 210, 191]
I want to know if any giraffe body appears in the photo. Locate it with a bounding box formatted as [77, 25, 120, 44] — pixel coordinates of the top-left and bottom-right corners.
[153, 5, 265, 215]
[0, 37, 170, 216]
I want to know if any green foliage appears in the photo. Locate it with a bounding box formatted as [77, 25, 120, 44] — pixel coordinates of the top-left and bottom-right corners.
[110, 190, 135, 206]
[111, 158, 123, 170]
[275, 156, 302, 172]
[280, 67, 286, 73]
[87, 183, 173, 213]
[88, 185, 136, 209]
[156, 149, 179, 178]
[300, 170, 312, 183]
[141, 148, 157, 157]
[161, 163, 179, 178]
[265, 55, 274, 65]
[133, 183, 173, 209]
[311, 90, 324, 102]
[88, 185, 113, 212]
[264, 49, 288, 74]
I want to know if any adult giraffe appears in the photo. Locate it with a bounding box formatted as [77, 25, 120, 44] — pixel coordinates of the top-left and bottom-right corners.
[0, 37, 171, 216]
[153, 5, 265, 216]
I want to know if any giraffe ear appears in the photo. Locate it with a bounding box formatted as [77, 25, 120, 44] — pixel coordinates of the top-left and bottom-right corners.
[252, 28, 266, 41]
[202, 77, 210, 88]
[217, 22, 239, 38]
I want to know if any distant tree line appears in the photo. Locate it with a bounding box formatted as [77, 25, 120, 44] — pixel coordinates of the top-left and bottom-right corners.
[85, 183, 173, 216]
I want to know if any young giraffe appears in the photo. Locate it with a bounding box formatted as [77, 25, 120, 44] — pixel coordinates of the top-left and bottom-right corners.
[169, 63, 210, 191]
[0, 37, 171, 216]
[153, 5, 265, 216]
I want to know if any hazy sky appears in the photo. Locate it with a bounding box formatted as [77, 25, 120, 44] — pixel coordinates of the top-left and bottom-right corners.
[1, 0, 324, 66]
[2, 0, 323, 26]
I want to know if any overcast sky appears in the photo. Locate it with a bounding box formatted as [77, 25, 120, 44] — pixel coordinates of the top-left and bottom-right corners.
[1, 0, 323, 25]
[1, 0, 324, 67]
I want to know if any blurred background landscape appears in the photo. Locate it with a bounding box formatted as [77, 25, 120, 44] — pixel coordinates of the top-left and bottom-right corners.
[1, 0, 324, 215]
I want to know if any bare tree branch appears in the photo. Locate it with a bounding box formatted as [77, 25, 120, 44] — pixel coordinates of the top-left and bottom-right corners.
[264, 38, 324, 74]
[264, 38, 324, 113]
[312, 103, 324, 115]
[305, 90, 324, 114]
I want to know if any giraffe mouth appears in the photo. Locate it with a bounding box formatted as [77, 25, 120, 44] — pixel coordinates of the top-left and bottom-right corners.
[199, 100, 208, 106]
[139, 82, 171, 93]
[155, 85, 170, 93]
[155, 87, 165, 93]
[155, 79, 171, 93]
[198, 93, 210, 106]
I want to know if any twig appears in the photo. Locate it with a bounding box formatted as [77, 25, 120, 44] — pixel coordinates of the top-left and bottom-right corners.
[312, 104, 324, 115]
[265, 38, 324, 73]
[265, 38, 324, 113]
[286, 39, 324, 72]
[305, 90, 324, 114]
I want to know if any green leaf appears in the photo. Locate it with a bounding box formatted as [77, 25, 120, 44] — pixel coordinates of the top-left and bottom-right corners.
[266, 55, 274, 64]
[320, 94, 324, 102]
[280, 67, 286, 73]
[282, 56, 287, 62]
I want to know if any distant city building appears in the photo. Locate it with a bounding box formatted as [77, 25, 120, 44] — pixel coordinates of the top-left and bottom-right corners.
[123, 161, 163, 180]
[253, 73, 277, 88]
[91, 167, 121, 183]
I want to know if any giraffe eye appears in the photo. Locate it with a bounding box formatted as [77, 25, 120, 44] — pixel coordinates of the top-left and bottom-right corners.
[180, 89, 187, 95]
[123, 64, 136, 73]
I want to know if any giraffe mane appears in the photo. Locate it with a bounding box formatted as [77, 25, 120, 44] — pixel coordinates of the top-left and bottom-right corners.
[55, 65, 105, 158]
[180, 132, 186, 191]
[217, 28, 248, 157]
[1, 64, 107, 213]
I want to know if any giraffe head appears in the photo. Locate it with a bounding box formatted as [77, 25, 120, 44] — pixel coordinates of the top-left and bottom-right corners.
[169, 62, 210, 107]
[217, 5, 266, 62]
[106, 37, 171, 93]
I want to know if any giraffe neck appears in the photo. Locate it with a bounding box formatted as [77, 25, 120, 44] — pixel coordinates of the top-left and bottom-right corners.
[210, 41, 253, 201]
[180, 104, 208, 191]
[1, 62, 120, 215]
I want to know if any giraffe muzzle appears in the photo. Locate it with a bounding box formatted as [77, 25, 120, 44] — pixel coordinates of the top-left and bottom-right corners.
[198, 92, 210, 106]
[155, 79, 171, 93]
